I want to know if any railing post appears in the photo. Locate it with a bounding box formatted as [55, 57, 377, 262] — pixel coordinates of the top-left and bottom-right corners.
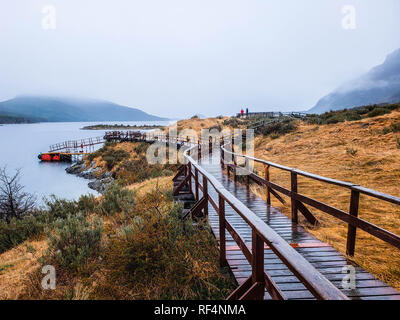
[265, 165, 271, 205]
[218, 194, 226, 266]
[198, 140, 201, 160]
[202, 175, 208, 217]
[252, 229, 265, 299]
[291, 171, 298, 223]
[233, 155, 237, 182]
[195, 168, 199, 201]
[231, 136, 235, 163]
[245, 158, 249, 187]
[346, 190, 360, 257]
[188, 162, 192, 194]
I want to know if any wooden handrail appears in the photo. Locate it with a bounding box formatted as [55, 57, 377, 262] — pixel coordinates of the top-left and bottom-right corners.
[184, 143, 348, 300]
[220, 139, 400, 256]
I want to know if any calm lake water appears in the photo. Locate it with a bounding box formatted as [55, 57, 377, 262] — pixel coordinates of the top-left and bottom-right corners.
[0, 121, 171, 206]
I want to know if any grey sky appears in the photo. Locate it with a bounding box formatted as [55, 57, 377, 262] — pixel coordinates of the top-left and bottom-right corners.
[1, 0, 399, 118]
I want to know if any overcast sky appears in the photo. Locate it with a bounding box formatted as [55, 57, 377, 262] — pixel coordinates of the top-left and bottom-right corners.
[1, 0, 400, 118]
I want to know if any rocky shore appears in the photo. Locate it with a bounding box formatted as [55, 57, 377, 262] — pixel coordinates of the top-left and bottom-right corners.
[65, 160, 114, 194]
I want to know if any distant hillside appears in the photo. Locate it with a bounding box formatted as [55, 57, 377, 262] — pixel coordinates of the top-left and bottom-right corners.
[0, 96, 167, 122]
[0, 114, 42, 124]
[310, 48, 400, 114]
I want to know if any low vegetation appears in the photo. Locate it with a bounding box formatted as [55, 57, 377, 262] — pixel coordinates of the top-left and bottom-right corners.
[115, 142, 179, 186]
[305, 103, 400, 125]
[81, 124, 164, 130]
[0, 141, 235, 299]
[44, 212, 103, 272]
[16, 180, 234, 300]
[259, 119, 297, 138]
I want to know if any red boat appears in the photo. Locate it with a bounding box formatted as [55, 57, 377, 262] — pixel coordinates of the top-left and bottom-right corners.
[38, 153, 70, 162]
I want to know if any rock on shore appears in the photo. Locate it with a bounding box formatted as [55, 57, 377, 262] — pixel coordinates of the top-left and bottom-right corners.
[65, 160, 114, 193]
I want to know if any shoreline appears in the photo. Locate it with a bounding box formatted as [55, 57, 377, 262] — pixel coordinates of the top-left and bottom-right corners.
[81, 124, 165, 130]
[65, 160, 114, 194]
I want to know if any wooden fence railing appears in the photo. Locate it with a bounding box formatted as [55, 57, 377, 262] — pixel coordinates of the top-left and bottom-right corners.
[107, 130, 400, 299]
[220, 138, 400, 257]
[181, 139, 348, 300]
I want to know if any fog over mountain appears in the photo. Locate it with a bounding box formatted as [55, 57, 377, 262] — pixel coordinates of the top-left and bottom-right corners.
[1, 1, 400, 117]
[0, 95, 167, 122]
[310, 48, 400, 114]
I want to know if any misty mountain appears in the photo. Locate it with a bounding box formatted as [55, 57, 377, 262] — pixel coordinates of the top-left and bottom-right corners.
[310, 48, 400, 114]
[0, 96, 167, 123]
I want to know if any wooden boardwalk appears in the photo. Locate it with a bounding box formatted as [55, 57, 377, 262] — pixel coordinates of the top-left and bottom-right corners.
[196, 153, 400, 300]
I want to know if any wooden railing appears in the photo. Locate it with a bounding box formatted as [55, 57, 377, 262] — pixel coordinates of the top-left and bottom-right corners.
[107, 130, 399, 299]
[220, 138, 400, 257]
[49, 136, 104, 153]
[180, 140, 348, 300]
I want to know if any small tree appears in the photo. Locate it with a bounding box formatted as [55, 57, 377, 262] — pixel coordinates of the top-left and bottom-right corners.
[0, 167, 36, 223]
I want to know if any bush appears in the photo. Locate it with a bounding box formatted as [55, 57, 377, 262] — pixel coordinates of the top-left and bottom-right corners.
[366, 107, 391, 118]
[97, 182, 135, 216]
[77, 194, 98, 214]
[45, 213, 103, 272]
[116, 153, 178, 185]
[260, 119, 297, 137]
[44, 196, 81, 220]
[95, 189, 235, 299]
[223, 118, 243, 128]
[133, 142, 148, 154]
[0, 194, 99, 254]
[0, 213, 46, 253]
[306, 103, 400, 125]
[102, 149, 130, 170]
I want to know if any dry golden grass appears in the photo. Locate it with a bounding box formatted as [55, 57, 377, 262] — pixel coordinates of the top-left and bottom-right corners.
[126, 175, 173, 195]
[0, 238, 47, 299]
[169, 117, 228, 136]
[249, 111, 400, 289]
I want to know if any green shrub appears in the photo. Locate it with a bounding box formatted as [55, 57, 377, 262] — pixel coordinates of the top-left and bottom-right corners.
[366, 107, 391, 118]
[116, 153, 178, 185]
[97, 189, 235, 299]
[0, 214, 46, 253]
[306, 103, 399, 125]
[260, 119, 297, 137]
[44, 196, 81, 220]
[45, 213, 103, 272]
[102, 149, 130, 170]
[133, 142, 148, 154]
[0, 194, 99, 254]
[97, 182, 135, 216]
[77, 194, 98, 214]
